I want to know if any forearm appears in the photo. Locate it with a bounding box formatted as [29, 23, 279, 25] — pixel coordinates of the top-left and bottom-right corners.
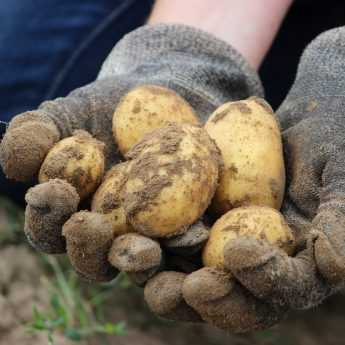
[148, 0, 293, 70]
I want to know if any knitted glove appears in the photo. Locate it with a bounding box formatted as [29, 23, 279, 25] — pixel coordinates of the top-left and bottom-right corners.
[0, 24, 272, 331]
[222, 27, 345, 318]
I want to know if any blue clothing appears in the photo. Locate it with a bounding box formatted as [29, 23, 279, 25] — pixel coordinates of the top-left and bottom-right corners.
[0, 0, 153, 203]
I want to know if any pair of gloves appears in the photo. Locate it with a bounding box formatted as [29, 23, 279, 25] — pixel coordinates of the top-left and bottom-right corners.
[1, 23, 345, 333]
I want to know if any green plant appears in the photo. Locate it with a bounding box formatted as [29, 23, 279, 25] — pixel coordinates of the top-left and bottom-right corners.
[27, 255, 127, 344]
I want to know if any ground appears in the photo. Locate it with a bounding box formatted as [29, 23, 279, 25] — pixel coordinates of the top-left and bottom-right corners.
[1, 199, 345, 345]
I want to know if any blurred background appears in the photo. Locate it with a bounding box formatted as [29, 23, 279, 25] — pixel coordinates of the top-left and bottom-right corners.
[1, 0, 345, 344]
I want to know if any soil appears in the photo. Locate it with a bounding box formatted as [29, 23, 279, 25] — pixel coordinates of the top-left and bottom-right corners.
[2, 210, 345, 345]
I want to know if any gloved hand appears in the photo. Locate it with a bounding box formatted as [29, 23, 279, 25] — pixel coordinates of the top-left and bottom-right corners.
[219, 26, 345, 323]
[145, 26, 345, 334]
[1, 24, 278, 331]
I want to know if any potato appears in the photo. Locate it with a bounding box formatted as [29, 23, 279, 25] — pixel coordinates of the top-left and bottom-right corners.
[205, 97, 285, 216]
[39, 130, 105, 200]
[91, 162, 134, 236]
[123, 123, 220, 238]
[113, 85, 200, 155]
[202, 206, 295, 269]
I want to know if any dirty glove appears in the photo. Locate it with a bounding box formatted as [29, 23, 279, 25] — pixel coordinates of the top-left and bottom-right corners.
[0, 24, 276, 330]
[223, 26, 345, 322]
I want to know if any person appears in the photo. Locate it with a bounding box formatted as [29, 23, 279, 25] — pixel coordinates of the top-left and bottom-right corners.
[0, 0, 343, 202]
[2, 0, 345, 333]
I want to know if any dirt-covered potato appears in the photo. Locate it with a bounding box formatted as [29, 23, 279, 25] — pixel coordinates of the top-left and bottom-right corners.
[113, 85, 200, 155]
[39, 130, 105, 200]
[63, 211, 117, 282]
[91, 162, 134, 236]
[205, 97, 285, 216]
[123, 123, 220, 238]
[24, 179, 79, 254]
[203, 206, 296, 269]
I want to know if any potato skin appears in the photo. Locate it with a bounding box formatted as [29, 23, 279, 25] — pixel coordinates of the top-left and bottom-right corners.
[205, 97, 285, 217]
[91, 162, 134, 236]
[113, 85, 200, 155]
[123, 123, 220, 238]
[39, 130, 105, 200]
[202, 206, 295, 269]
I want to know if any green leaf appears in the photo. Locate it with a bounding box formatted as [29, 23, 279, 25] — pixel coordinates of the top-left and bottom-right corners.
[64, 328, 83, 341]
[103, 322, 127, 336]
[31, 306, 47, 330]
[49, 317, 65, 328]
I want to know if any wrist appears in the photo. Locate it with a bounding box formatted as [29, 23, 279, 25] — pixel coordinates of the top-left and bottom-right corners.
[148, 0, 293, 70]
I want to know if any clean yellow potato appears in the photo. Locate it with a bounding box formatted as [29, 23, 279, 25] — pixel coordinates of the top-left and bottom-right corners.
[203, 206, 295, 269]
[205, 97, 285, 217]
[39, 130, 105, 199]
[113, 84, 200, 155]
[123, 123, 220, 238]
[91, 162, 134, 236]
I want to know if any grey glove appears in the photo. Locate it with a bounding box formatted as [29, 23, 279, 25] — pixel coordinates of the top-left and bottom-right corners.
[223, 27, 345, 316]
[1, 23, 275, 331]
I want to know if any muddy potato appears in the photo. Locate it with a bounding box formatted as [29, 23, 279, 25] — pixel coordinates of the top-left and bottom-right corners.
[205, 97, 285, 216]
[113, 85, 200, 155]
[203, 206, 295, 269]
[123, 123, 220, 238]
[91, 162, 134, 236]
[39, 130, 105, 200]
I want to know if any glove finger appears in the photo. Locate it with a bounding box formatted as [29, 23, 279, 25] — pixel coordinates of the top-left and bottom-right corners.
[0, 112, 60, 181]
[144, 271, 202, 322]
[182, 267, 286, 333]
[224, 236, 331, 309]
[63, 211, 118, 282]
[108, 233, 162, 273]
[24, 179, 79, 254]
